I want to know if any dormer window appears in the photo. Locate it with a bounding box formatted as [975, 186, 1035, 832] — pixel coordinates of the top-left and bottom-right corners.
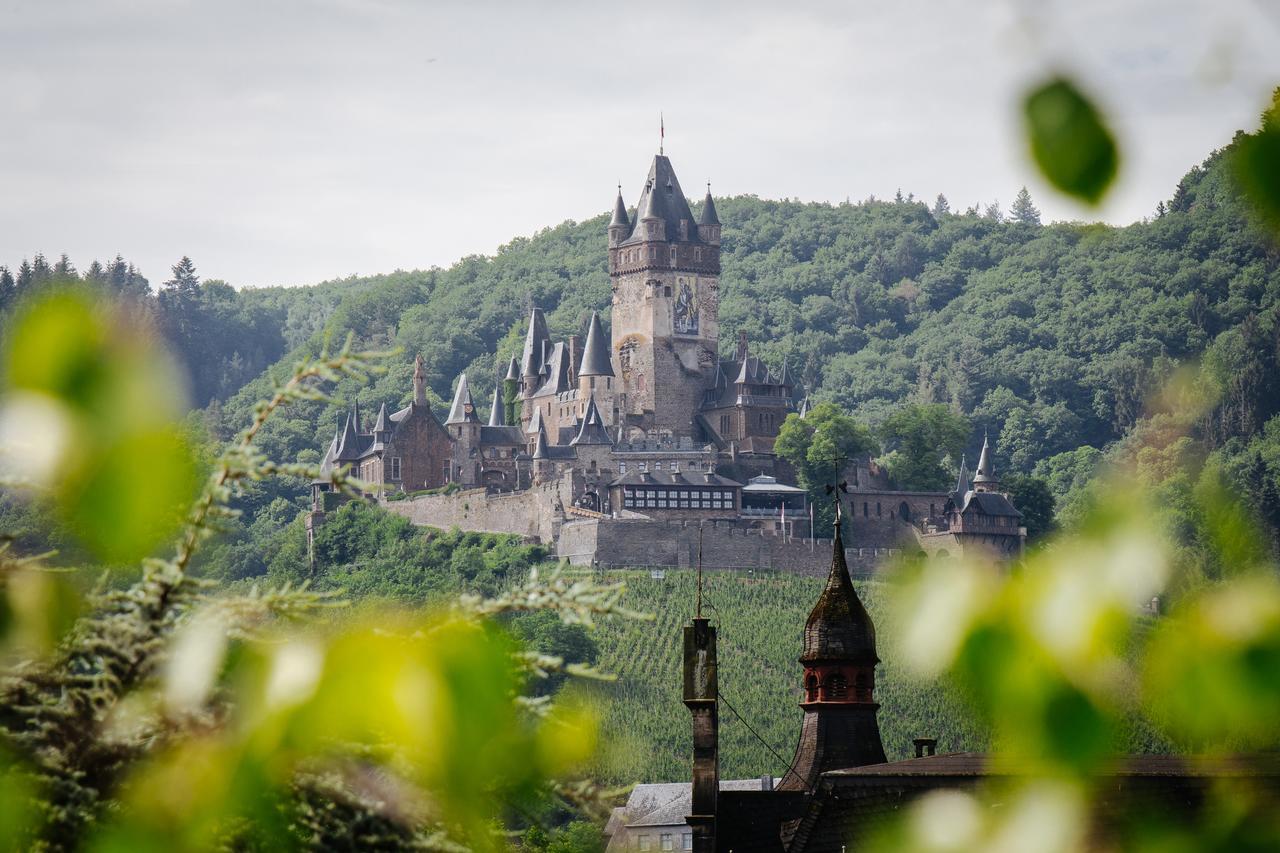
[670, 246, 677, 265]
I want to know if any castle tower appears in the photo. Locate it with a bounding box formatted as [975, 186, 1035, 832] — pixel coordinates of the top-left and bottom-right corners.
[503, 356, 521, 426]
[577, 311, 614, 425]
[608, 153, 720, 437]
[520, 308, 551, 423]
[972, 432, 999, 493]
[446, 373, 481, 484]
[779, 504, 887, 791]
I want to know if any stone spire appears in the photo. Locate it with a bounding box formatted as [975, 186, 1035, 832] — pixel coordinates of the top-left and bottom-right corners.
[610, 186, 630, 228]
[372, 402, 389, 434]
[488, 385, 505, 427]
[779, 499, 886, 791]
[570, 396, 613, 446]
[578, 312, 613, 377]
[446, 373, 479, 425]
[520, 308, 550, 382]
[972, 431, 998, 491]
[504, 356, 520, 382]
[413, 354, 428, 407]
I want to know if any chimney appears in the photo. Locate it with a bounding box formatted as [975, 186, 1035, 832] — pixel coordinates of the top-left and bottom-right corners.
[683, 617, 718, 853]
[736, 330, 749, 362]
[913, 737, 937, 758]
[568, 334, 582, 383]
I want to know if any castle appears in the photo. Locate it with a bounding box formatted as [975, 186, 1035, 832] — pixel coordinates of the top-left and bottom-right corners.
[309, 146, 1026, 570]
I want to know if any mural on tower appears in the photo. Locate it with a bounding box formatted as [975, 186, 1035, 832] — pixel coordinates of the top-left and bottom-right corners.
[673, 278, 698, 335]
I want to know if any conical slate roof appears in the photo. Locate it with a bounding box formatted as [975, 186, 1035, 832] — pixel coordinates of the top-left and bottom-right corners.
[526, 405, 545, 436]
[488, 386, 506, 426]
[954, 454, 970, 496]
[801, 515, 878, 664]
[798, 397, 812, 417]
[973, 433, 997, 484]
[372, 402, 389, 433]
[620, 155, 703, 246]
[610, 188, 630, 227]
[446, 373, 479, 424]
[571, 397, 613, 446]
[578, 312, 613, 377]
[504, 356, 520, 382]
[520, 308, 550, 378]
[532, 423, 550, 460]
[334, 411, 360, 461]
[699, 186, 720, 226]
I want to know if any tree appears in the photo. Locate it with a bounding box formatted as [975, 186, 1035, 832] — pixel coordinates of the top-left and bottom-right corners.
[1003, 473, 1057, 542]
[1009, 186, 1042, 225]
[877, 403, 970, 490]
[53, 253, 76, 279]
[932, 193, 951, 217]
[0, 266, 14, 310]
[775, 403, 877, 531]
[983, 200, 1004, 221]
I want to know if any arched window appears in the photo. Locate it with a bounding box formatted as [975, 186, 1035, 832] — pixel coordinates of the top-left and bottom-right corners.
[899, 501, 911, 522]
[805, 674, 818, 702]
[825, 673, 848, 700]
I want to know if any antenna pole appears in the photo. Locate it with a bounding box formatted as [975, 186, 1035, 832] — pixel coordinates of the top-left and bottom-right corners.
[660, 111, 664, 155]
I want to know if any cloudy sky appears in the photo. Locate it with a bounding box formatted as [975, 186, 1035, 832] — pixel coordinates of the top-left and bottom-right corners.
[2, 0, 1278, 288]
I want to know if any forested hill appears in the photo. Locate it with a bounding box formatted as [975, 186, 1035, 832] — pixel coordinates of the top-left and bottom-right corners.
[208, 132, 1278, 509]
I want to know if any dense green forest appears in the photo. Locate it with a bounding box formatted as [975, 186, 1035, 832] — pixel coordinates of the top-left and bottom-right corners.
[4, 126, 1279, 582]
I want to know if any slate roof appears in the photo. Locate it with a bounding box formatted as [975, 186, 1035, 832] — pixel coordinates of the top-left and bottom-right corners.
[742, 474, 806, 493]
[446, 373, 479, 424]
[372, 402, 388, 433]
[961, 490, 1022, 518]
[528, 341, 574, 398]
[571, 396, 613, 446]
[619, 155, 706, 246]
[801, 519, 877, 664]
[699, 187, 720, 226]
[610, 188, 630, 228]
[578, 312, 614, 377]
[488, 386, 505, 426]
[973, 432, 997, 484]
[609, 471, 742, 488]
[520, 308, 550, 378]
[480, 425, 523, 446]
[504, 356, 521, 382]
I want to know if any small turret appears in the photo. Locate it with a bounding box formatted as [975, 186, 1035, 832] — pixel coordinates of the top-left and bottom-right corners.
[972, 431, 999, 492]
[372, 402, 389, 436]
[698, 183, 721, 246]
[446, 373, 479, 425]
[608, 185, 630, 246]
[503, 356, 521, 426]
[488, 385, 506, 427]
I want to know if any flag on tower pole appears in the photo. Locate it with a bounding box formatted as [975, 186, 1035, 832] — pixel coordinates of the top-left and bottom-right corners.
[660, 112, 664, 154]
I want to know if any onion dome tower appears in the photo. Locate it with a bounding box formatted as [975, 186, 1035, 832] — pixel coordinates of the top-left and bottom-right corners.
[779, 499, 887, 791]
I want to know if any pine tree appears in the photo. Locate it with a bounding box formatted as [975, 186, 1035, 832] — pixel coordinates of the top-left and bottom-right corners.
[16, 258, 33, 290]
[0, 266, 15, 310]
[932, 194, 951, 217]
[894, 188, 905, 204]
[1155, 200, 1167, 218]
[983, 200, 1004, 222]
[31, 252, 51, 286]
[108, 254, 129, 292]
[53, 252, 77, 279]
[1009, 186, 1042, 225]
[85, 259, 106, 284]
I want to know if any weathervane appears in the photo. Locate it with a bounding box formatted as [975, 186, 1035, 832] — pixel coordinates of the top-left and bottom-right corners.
[825, 480, 849, 527]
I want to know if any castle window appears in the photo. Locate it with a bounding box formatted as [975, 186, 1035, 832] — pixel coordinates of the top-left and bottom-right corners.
[806, 674, 819, 702]
[720, 414, 731, 435]
[825, 673, 848, 700]
[390, 457, 401, 480]
[876, 502, 882, 517]
[683, 834, 692, 851]
[639, 461, 648, 473]
[619, 461, 627, 473]
[664, 285, 672, 297]
[654, 461, 662, 471]
[639, 835, 652, 852]
[695, 248, 702, 262]
[649, 246, 656, 259]
[671, 460, 679, 473]
[661, 833, 674, 851]
[670, 247, 677, 264]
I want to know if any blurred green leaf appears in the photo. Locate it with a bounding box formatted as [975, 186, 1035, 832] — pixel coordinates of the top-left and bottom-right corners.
[1023, 77, 1119, 205]
[61, 427, 199, 563]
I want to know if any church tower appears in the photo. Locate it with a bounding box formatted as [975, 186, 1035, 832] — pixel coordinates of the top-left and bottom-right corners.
[608, 155, 721, 438]
[779, 502, 887, 791]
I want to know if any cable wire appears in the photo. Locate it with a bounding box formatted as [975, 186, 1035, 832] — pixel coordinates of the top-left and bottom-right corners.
[716, 687, 815, 795]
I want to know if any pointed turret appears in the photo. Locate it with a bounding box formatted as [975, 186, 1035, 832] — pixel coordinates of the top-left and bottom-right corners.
[446, 374, 479, 425]
[973, 431, 999, 491]
[578, 312, 613, 377]
[520, 308, 550, 383]
[953, 453, 970, 500]
[335, 411, 360, 461]
[779, 499, 887, 791]
[504, 356, 520, 382]
[571, 396, 613, 446]
[798, 397, 812, 417]
[352, 400, 363, 434]
[609, 185, 631, 248]
[699, 185, 720, 226]
[372, 402, 389, 434]
[488, 385, 505, 427]
[532, 424, 549, 459]
[526, 404, 545, 436]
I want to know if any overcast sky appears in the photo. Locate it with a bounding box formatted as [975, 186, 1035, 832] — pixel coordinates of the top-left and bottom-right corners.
[2, 0, 1278, 288]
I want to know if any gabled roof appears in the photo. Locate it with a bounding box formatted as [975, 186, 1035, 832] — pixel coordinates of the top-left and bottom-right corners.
[578, 312, 613, 377]
[488, 386, 505, 426]
[619, 155, 705, 246]
[479, 425, 524, 446]
[609, 471, 742, 488]
[446, 373, 479, 424]
[801, 517, 877, 664]
[961, 490, 1022, 518]
[528, 341, 574, 397]
[571, 396, 613, 446]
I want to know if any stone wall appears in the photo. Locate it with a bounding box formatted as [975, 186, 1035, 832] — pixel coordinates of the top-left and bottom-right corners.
[558, 518, 878, 577]
[381, 480, 571, 542]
